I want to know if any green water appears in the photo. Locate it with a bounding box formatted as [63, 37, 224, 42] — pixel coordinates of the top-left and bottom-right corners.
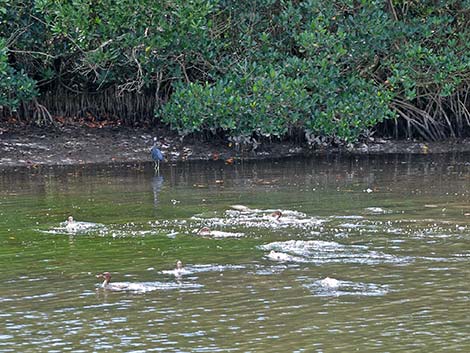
[1, 154, 469, 352]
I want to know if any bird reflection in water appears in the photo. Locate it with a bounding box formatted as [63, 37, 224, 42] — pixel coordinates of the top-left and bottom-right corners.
[152, 175, 164, 208]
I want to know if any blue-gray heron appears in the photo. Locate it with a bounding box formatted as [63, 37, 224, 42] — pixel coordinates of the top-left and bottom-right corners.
[151, 137, 164, 173]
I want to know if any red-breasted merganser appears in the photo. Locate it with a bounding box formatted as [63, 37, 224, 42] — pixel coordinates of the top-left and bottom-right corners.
[96, 272, 132, 291]
[267, 250, 292, 261]
[176, 260, 183, 270]
[197, 227, 212, 236]
[271, 210, 282, 220]
[65, 216, 78, 233]
[173, 260, 189, 276]
[161, 260, 190, 276]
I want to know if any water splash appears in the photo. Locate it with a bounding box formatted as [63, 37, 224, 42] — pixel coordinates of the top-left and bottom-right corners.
[303, 278, 390, 297]
[96, 281, 203, 293]
[260, 240, 408, 265]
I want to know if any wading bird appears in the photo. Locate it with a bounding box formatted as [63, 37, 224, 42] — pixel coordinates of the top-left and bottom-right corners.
[151, 137, 164, 174]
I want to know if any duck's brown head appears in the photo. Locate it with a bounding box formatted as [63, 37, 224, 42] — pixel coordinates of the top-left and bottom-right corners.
[197, 227, 211, 236]
[96, 272, 111, 281]
[271, 211, 282, 220]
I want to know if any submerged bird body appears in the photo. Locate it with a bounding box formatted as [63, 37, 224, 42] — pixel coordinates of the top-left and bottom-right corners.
[161, 260, 190, 277]
[267, 250, 293, 262]
[197, 226, 212, 236]
[176, 260, 183, 270]
[63, 215, 99, 234]
[174, 260, 189, 276]
[65, 216, 77, 233]
[271, 210, 282, 221]
[96, 272, 148, 292]
[97, 272, 123, 290]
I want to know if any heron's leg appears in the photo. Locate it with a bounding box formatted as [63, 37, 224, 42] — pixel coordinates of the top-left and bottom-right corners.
[154, 161, 160, 174]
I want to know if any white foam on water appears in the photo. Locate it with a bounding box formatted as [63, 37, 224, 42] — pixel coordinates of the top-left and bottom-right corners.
[252, 264, 293, 275]
[304, 278, 390, 297]
[330, 215, 364, 220]
[318, 277, 340, 288]
[96, 281, 203, 293]
[42, 221, 106, 235]
[194, 208, 326, 232]
[265, 250, 307, 263]
[364, 207, 392, 214]
[158, 263, 247, 277]
[174, 264, 247, 276]
[161, 268, 193, 277]
[259, 240, 407, 265]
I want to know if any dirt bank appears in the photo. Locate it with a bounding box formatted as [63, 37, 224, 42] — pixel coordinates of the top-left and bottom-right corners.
[1, 124, 470, 168]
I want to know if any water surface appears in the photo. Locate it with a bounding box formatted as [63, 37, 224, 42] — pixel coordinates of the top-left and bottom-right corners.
[1, 154, 470, 352]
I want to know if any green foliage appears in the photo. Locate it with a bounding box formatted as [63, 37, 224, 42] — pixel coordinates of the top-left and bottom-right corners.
[1, 0, 469, 139]
[159, 63, 309, 137]
[34, 0, 217, 90]
[0, 38, 37, 109]
[160, 0, 397, 141]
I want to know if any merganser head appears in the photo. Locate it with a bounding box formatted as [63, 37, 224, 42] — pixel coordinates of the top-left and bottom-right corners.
[176, 260, 183, 269]
[271, 211, 282, 220]
[96, 272, 112, 285]
[197, 227, 211, 236]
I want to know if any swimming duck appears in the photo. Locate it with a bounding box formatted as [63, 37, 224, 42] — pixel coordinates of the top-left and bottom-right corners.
[197, 227, 212, 236]
[174, 260, 190, 276]
[96, 272, 135, 291]
[65, 216, 78, 233]
[161, 260, 191, 277]
[267, 250, 293, 262]
[176, 260, 183, 270]
[271, 210, 282, 221]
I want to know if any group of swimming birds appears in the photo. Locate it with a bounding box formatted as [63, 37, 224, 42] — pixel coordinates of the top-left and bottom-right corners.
[63, 208, 294, 292]
[61, 138, 374, 291]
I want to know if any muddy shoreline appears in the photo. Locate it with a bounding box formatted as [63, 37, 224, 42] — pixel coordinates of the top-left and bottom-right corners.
[1, 125, 470, 168]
